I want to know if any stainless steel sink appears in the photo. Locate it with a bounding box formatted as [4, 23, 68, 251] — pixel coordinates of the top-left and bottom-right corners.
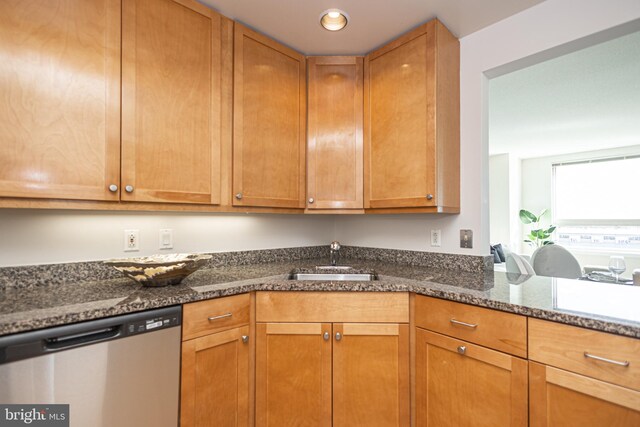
[288, 273, 377, 281]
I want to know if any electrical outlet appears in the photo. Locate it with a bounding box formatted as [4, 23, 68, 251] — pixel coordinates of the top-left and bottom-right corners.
[159, 229, 173, 250]
[460, 229, 473, 249]
[124, 229, 139, 252]
[430, 229, 441, 247]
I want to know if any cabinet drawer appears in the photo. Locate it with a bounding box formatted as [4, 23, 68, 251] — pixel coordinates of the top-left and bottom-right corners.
[183, 293, 250, 341]
[529, 318, 640, 391]
[414, 295, 527, 357]
[256, 292, 409, 323]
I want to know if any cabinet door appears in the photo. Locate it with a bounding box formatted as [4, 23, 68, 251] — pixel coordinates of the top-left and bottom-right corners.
[122, 0, 227, 204]
[365, 29, 433, 209]
[307, 57, 364, 211]
[530, 362, 640, 427]
[365, 20, 459, 211]
[233, 24, 306, 209]
[181, 326, 250, 427]
[333, 323, 410, 427]
[0, 0, 121, 201]
[415, 328, 528, 427]
[256, 323, 331, 427]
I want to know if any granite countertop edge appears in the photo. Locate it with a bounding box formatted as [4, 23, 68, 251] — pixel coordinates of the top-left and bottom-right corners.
[1, 272, 639, 339]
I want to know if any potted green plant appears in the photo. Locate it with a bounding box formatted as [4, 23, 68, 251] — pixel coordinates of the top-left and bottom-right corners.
[519, 209, 556, 248]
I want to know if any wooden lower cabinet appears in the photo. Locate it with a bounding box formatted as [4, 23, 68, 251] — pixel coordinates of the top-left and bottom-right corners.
[333, 323, 410, 427]
[256, 322, 409, 427]
[256, 322, 332, 427]
[529, 362, 640, 426]
[181, 325, 250, 427]
[415, 328, 528, 427]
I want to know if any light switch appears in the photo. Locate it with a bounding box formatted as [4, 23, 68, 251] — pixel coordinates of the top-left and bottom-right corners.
[159, 229, 173, 250]
[460, 229, 473, 249]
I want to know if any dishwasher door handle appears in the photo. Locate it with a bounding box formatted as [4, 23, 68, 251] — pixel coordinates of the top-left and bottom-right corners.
[45, 326, 121, 351]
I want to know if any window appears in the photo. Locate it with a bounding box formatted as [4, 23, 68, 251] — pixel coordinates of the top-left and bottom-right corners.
[553, 156, 640, 252]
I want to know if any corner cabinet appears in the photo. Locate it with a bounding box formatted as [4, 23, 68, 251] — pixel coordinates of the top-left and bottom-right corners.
[364, 19, 460, 213]
[255, 292, 410, 427]
[233, 24, 306, 209]
[181, 294, 253, 427]
[0, 0, 121, 201]
[306, 56, 364, 212]
[121, 0, 231, 205]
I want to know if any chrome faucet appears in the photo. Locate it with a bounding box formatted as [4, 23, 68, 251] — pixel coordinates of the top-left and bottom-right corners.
[330, 241, 341, 266]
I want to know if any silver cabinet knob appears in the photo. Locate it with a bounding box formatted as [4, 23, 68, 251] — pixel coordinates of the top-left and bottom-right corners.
[108, 184, 118, 192]
[242, 335, 249, 343]
[125, 185, 134, 193]
[308, 197, 315, 204]
[426, 194, 434, 200]
[457, 345, 466, 355]
[323, 332, 330, 341]
[235, 193, 243, 200]
[335, 332, 342, 341]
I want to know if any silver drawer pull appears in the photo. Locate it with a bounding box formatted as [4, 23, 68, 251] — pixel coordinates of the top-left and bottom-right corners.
[242, 335, 249, 343]
[457, 346, 467, 355]
[207, 313, 232, 322]
[584, 352, 630, 367]
[450, 319, 478, 329]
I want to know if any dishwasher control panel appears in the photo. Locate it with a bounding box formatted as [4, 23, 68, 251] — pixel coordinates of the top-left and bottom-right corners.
[125, 312, 181, 336]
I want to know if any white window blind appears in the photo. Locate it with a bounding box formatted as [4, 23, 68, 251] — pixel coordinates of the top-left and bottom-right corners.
[553, 156, 640, 221]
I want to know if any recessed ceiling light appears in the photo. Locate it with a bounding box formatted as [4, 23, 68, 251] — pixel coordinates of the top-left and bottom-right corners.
[320, 9, 349, 32]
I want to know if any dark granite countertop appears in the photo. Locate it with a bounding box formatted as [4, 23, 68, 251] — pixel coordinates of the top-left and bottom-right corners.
[1, 255, 639, 338]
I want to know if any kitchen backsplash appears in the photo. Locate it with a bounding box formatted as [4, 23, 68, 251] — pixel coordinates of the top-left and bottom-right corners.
[0, 246, 492, 290]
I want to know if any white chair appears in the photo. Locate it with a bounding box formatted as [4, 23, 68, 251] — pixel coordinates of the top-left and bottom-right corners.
[530, 245, 582, 279]
[505, 252, 536, 276]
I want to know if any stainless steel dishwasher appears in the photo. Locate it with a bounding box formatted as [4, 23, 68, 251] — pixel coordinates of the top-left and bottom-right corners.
[0, 306, 181, 427]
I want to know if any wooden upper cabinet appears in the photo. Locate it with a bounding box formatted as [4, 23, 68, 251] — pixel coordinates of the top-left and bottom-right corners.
[364, 19, 460, 212]
[0, 0, 121, 201]
[233, 24, 306, 209]
[121, 0, 230, 204]
[307, 57, 364, 211]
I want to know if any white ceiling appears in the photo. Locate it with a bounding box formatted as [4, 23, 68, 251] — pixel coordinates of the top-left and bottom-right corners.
[489, 29, 640, 159]
[197, 0, 544, 55]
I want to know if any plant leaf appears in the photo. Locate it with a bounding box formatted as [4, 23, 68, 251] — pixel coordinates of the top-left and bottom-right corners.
[547, 226, 556, 234]
[543, 241, 554, 245]
[519, 210, 536, 224]
[528, 232, 538, 240]
[538, 209, 548, 221]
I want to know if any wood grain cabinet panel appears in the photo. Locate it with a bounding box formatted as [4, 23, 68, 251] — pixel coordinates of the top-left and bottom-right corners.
[306, 57, 364, 211]
[364, 19, 459, 212]
[121, 0, 229, 204]
[333, 323, 409, 427]
[415, 328, 528, 427]
[233, 24, 306, 209]
[256, 322, 332, 427]
[529, 318, 640, 391]
[181, 325, 250, 427]
[529, 362, 640, 427]
[414, 295, 527, 358]
[0, 0, 121, 201]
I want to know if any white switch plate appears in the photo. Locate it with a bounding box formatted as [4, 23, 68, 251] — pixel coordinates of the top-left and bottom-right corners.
[124, 229, 139, 252]
[159, 229, 173, 250]
[430, 229, 441, 247]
